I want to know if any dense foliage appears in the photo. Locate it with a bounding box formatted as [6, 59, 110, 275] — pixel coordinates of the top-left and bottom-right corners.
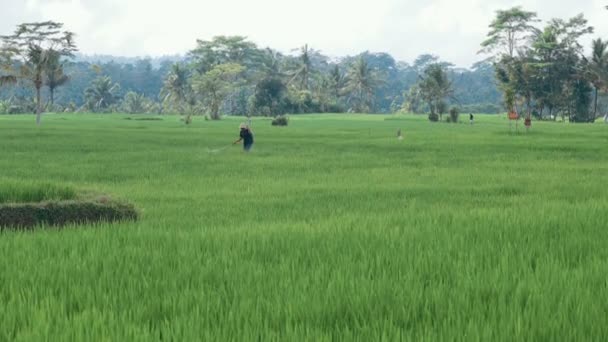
[482, 7, 604, 122]
[1, 37, 503, 118]
[3, 7, 608, 123]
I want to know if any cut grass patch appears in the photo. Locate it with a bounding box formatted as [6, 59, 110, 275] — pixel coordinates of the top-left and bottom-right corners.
[124, 116, 163, 121]
[0, 181, 77, 204]
[0, 181, 138, 230]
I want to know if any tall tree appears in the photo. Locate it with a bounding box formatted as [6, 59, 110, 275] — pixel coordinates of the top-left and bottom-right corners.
[289, 44, 313, 90]
[259, 48, 285, 79]
[530, 14, 593, 120]
[343, 57, 382, 113]
[480, 7, 540, 59]
[44, 50, 70, 107]
[253, 77, 287, 116]
[122, 91, 153, 114]
[412, 54, 441, 74]
[480, 7, 539, 117]
[329, 65, 344, 100]
[190, 36, 260, 74]
[192, 63, 244, 120]
[584, 39, 608, 118]
[417, 64, 454, 121]
[401, 85, 423, 113]
[160, 63, 192, 114]
[84, 76, 120, 112]
[0, 21, 76, 124]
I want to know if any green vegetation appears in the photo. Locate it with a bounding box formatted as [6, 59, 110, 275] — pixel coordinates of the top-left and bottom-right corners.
[0, 181, 76, 204]
[0, 114, 606, 339]
[2, 31, 504, 118]
[482, 7, 598, 122]
[0, 181, 137, 229]
[0, 199, 138, 230]
[4, 7, 608, 122]
[0, 21, 76, 124]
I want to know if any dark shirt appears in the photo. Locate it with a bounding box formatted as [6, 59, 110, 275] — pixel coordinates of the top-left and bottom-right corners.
[240, 128, 254, 145]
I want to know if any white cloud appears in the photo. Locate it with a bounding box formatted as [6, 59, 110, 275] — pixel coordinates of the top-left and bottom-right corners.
[1, 0, 608, 66]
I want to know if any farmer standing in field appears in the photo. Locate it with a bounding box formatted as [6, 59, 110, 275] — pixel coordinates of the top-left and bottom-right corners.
[234, 123, 254, 152]
[470, 113, 474, 125]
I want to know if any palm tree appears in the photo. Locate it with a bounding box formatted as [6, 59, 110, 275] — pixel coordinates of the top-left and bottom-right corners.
[344, 57, 381, 113]
[122, 91, 149, 114]
[0, 21, 76, 125]
[44, 50, 70, 107]
[289, 44, 313, 90]
[160, 63, 191, 114]
[585, 39, 608, 118]
[260, 48, 285, 79]
[84, 76, 120, 112]
[329, 65, 345, 100]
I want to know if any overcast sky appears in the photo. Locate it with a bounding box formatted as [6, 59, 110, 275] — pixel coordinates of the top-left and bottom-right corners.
[1, 0, 607, 67]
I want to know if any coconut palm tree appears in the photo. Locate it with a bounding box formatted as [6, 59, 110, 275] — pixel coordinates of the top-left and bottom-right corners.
[122, 91, 150, 114]
[329, 65, 345, 100]
[160, 63, 191, 114]
[0, 21, 76, 125]
[44, 50, 70, 107]
[84, 76, 120, 112]
[289, 44, 313, 90]
[585, 39, 608, 118]
[260, 48, 285, 79]
[344, 57, 381, 113]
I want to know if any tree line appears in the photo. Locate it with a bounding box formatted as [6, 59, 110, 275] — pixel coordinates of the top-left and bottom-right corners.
[481, 7, 608, 122]
[2, 7, 608, 124]
[0, 22, 502, 123]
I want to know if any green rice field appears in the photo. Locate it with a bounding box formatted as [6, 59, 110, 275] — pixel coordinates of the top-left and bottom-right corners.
[1, 113, 607, 340]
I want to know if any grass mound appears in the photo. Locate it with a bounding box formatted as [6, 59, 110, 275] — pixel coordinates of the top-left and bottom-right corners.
[0, 182, 138, 230]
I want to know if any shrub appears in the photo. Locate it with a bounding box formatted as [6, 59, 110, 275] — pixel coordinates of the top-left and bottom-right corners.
[428, 113, 439, 122]
[449, 107, 459, 123]
[0, 198, 138, 230]
[271, 115, 289, 126]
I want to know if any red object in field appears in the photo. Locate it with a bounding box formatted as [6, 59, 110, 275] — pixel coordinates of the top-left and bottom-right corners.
[508, 111, 519, 120]
[524, 118, 531, 127]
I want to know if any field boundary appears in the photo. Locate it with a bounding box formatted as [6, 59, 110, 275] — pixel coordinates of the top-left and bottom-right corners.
[0, 197, 138, 230]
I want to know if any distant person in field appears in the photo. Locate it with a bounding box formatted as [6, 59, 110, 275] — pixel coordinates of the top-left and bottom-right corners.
[397, 128, 403, 140]
[234, 123, 254, 152]
[470, 113, 474, 125]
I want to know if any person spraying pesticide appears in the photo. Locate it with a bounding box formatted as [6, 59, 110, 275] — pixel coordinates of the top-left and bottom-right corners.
[234, 123, 254, 152]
